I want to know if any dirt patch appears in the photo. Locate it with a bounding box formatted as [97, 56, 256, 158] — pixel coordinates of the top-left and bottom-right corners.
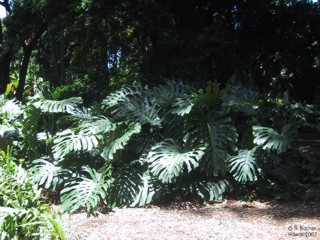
[59, 198, 320, 240]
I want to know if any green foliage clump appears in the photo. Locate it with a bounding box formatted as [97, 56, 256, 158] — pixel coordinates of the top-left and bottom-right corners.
[0, 76, 319, 215]
[0, 147, 66, 240]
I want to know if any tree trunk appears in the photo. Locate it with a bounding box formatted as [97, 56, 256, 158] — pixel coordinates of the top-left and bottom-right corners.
[15, 27, 44, 101]
[15, 45, 32, 101]
[60, 30, 65, 84]
[0, 53, 11, 94]
[0, 18, 11, 94]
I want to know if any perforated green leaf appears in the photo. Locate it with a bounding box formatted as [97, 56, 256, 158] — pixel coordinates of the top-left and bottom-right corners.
[188, 180, 229, 202]
[101, 122, 141, 160]
[253, 123, 297, 153]
[172, 97, 195, 116]
[147, 139, 206, 183]
[228, 148, 258, 182]
[108, 168, 161, 207]
[222, 83, 260, 115]
[33, 97, 83, 113]
[29, 158, 70, 190]
[202, 116, 238, 177]
[61, 166, 112, 213]
[53, 130, 100, 159]
[102, 84, 143, 109]
[110, 96, 162, 126]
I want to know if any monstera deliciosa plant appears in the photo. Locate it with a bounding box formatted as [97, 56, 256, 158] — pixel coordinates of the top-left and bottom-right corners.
[4, 78, 311, 213]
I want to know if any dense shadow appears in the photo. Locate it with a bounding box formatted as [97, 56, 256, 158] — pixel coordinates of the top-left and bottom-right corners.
[184, 188, 320, 220]
[225, 201, 319, 220]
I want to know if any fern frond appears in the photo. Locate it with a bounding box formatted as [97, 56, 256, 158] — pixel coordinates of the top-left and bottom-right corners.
[228, 148, 259, 182]
[41, 213, 67, 240]
[22, 105, 42, 156]
[61, 166, 112, 213]
[101, 122, 141, 160]
[33, 97, 83, 113]
[147, 139, 206, 183]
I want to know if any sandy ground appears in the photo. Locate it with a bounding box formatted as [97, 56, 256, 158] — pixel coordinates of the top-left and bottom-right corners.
[58, 198, 320, 240]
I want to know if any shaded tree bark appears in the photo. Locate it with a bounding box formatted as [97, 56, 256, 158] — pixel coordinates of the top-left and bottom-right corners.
[15, 44, 32, 101]
[15, 29, 43, 101]
[0, 18, 11, 94]
[60, 30, 65, 85]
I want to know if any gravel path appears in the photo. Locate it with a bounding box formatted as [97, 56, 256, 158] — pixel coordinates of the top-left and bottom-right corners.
[59, 200, 320, 240]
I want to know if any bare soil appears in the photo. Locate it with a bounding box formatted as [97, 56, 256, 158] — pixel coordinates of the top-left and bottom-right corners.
[58, 193, 320, 240]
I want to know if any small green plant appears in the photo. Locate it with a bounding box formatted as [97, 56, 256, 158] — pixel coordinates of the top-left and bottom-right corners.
[0, 146, 66, 239]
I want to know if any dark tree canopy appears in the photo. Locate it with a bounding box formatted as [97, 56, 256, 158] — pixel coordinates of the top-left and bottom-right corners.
[0, 0, 319, 103]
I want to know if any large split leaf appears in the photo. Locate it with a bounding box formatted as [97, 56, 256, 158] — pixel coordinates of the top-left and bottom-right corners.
[61, 166, 112, 213]
[228, 148, 259, 182]
[101, 122, 141, 160]
[188, 180, 229, 202]
[147, 139, 206, 183]
[53, 130, 100, 159]
[253, 123, 297, 153]
[33, 97, 83, 113]
[29, 158, 70, 190]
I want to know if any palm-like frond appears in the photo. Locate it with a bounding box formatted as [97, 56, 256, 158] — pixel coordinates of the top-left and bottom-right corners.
[29, 158, 70, 190]
[253, 123, 297, 153]
[67, 107, 93, 120]
[188, 180, 229, 202]
[101, 122, 141, 160]
[107, 168, 143, 207]
[61, 166, 112, 213]
[33, 97, 83, 113]
[228, 148, 259, 182]
[53, 114, 116, 160]
[147, 139, 206, 183]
